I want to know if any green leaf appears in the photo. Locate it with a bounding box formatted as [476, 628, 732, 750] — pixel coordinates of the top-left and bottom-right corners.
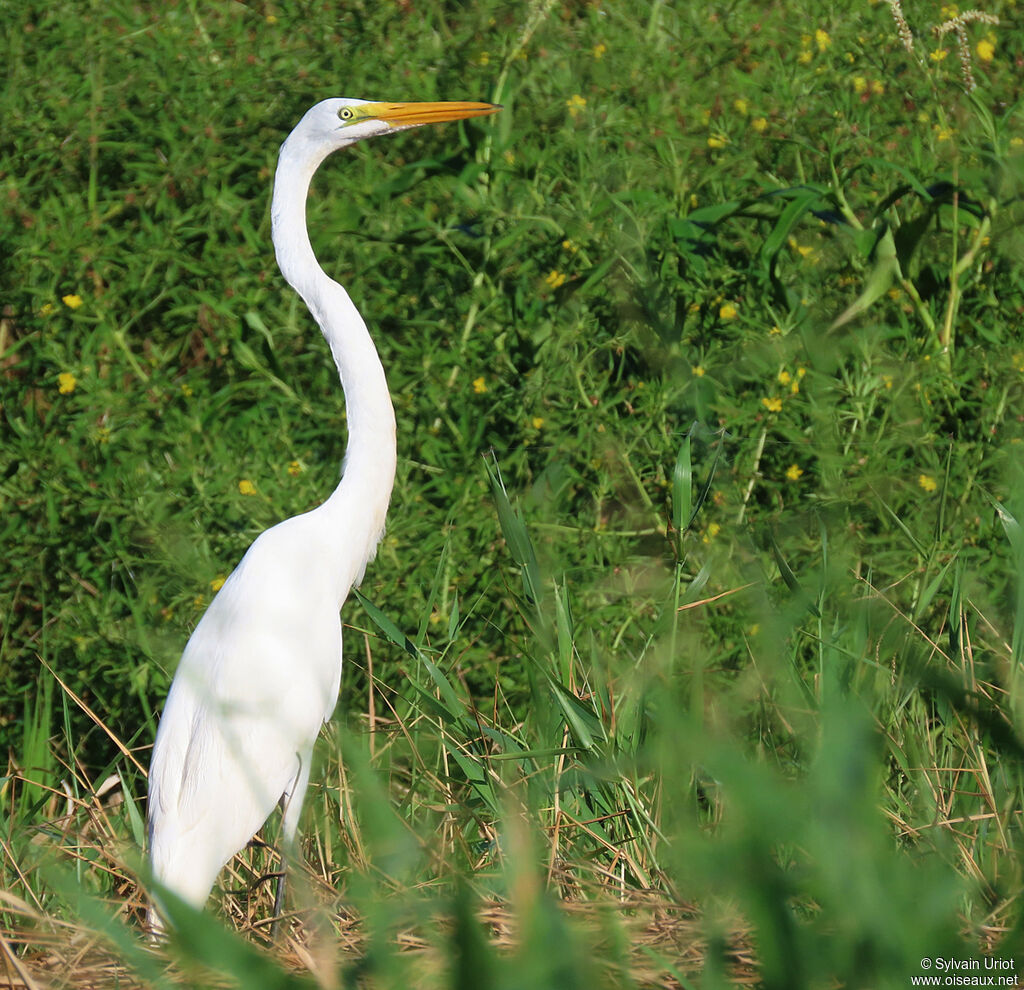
[485, 455, 544, 612]
[671, 433, 692, 536]
[768, 532, 820, 617]
[118, 768, 147, 850]
[829, 225, 900, 331]
[759, 188, 825, 273]
[545, 676, 605, 752]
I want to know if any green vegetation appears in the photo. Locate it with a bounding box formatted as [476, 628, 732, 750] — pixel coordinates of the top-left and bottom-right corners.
[3, 0, 1024, 985]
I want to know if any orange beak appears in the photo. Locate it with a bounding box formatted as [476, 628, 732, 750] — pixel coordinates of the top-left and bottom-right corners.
[363, 101, 502, 127]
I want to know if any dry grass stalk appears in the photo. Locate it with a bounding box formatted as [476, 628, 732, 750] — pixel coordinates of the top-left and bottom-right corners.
[0, 880, 755, 990]
[932, 9, 1000, 92]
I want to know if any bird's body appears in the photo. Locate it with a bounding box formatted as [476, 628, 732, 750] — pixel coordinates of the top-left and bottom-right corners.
[146, 98, 499, 929]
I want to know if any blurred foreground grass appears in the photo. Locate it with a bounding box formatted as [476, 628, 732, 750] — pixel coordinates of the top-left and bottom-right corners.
[3, 0, 1024, 986]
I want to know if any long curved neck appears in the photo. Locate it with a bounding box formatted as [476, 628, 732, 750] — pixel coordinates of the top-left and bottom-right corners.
[271, 139, 397, 595]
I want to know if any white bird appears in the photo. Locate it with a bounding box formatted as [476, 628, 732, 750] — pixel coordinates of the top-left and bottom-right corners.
[146, 98, 501, 931]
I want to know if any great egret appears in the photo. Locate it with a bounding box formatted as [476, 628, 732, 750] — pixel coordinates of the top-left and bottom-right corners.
[146, 98, 501, 931]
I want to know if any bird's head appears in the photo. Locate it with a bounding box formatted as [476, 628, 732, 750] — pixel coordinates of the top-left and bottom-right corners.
[282, 98, 501, 160]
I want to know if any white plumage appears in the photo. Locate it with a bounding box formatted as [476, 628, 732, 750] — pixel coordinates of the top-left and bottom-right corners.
[146, 98, 500, 929]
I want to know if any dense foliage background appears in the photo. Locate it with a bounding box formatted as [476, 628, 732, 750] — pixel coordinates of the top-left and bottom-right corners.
[3, 0, 1024, 985]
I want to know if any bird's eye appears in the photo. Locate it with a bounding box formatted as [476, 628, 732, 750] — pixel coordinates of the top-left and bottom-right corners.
[338, 107, 355, 122]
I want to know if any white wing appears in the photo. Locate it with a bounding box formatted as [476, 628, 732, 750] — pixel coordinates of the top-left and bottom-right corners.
[148, 513, 343, 907]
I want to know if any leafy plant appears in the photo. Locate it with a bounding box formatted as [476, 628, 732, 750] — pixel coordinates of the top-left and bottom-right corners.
[2, 0, 1024, 986]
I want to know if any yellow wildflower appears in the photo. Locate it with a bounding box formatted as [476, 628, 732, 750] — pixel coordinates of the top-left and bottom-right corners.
[40, 302, 55, 316]
[238, 479, 257, 495]
[693, 365, 706, 377]
[785, 464, 804, 481]
[702, 521, 721, 544]
[561, 239, 579, 253]
[531, 416, 545, 429]
[871, 79, 885, 95]
[751, 116, 768, 133]
[567, 94, 587, 118]
[719, 302, 738, 320]
[545, 270, 567, 289]
[707, 133, 729, 149]
[473, 377, 487, 394]
[815, 29, 831, 52]
[477, 51, 490, 66]
[733, 97, 749, 116]
[853, 76, 868, 94]
[58, 372, 77, 394]
[762, 396, 783, 413]
[288, 460, 303, 476]
[918, 474, 938, 493]
[930, 48, 949, 62]
[593, 43, 607, 59]
[62, 294, 83, 309]
[211, 575, 226, 592]
[976, 39, 995, 62]
[778, 370, 792, 386]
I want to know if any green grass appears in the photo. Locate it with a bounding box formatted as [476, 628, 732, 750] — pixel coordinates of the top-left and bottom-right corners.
[3, 0, 1024, 985]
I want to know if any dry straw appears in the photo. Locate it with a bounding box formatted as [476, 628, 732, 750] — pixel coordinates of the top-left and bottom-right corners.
[885, 0, 1000, 92]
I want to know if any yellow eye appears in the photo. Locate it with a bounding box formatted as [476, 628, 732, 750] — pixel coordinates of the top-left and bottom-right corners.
[338, 107, 355, 122]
